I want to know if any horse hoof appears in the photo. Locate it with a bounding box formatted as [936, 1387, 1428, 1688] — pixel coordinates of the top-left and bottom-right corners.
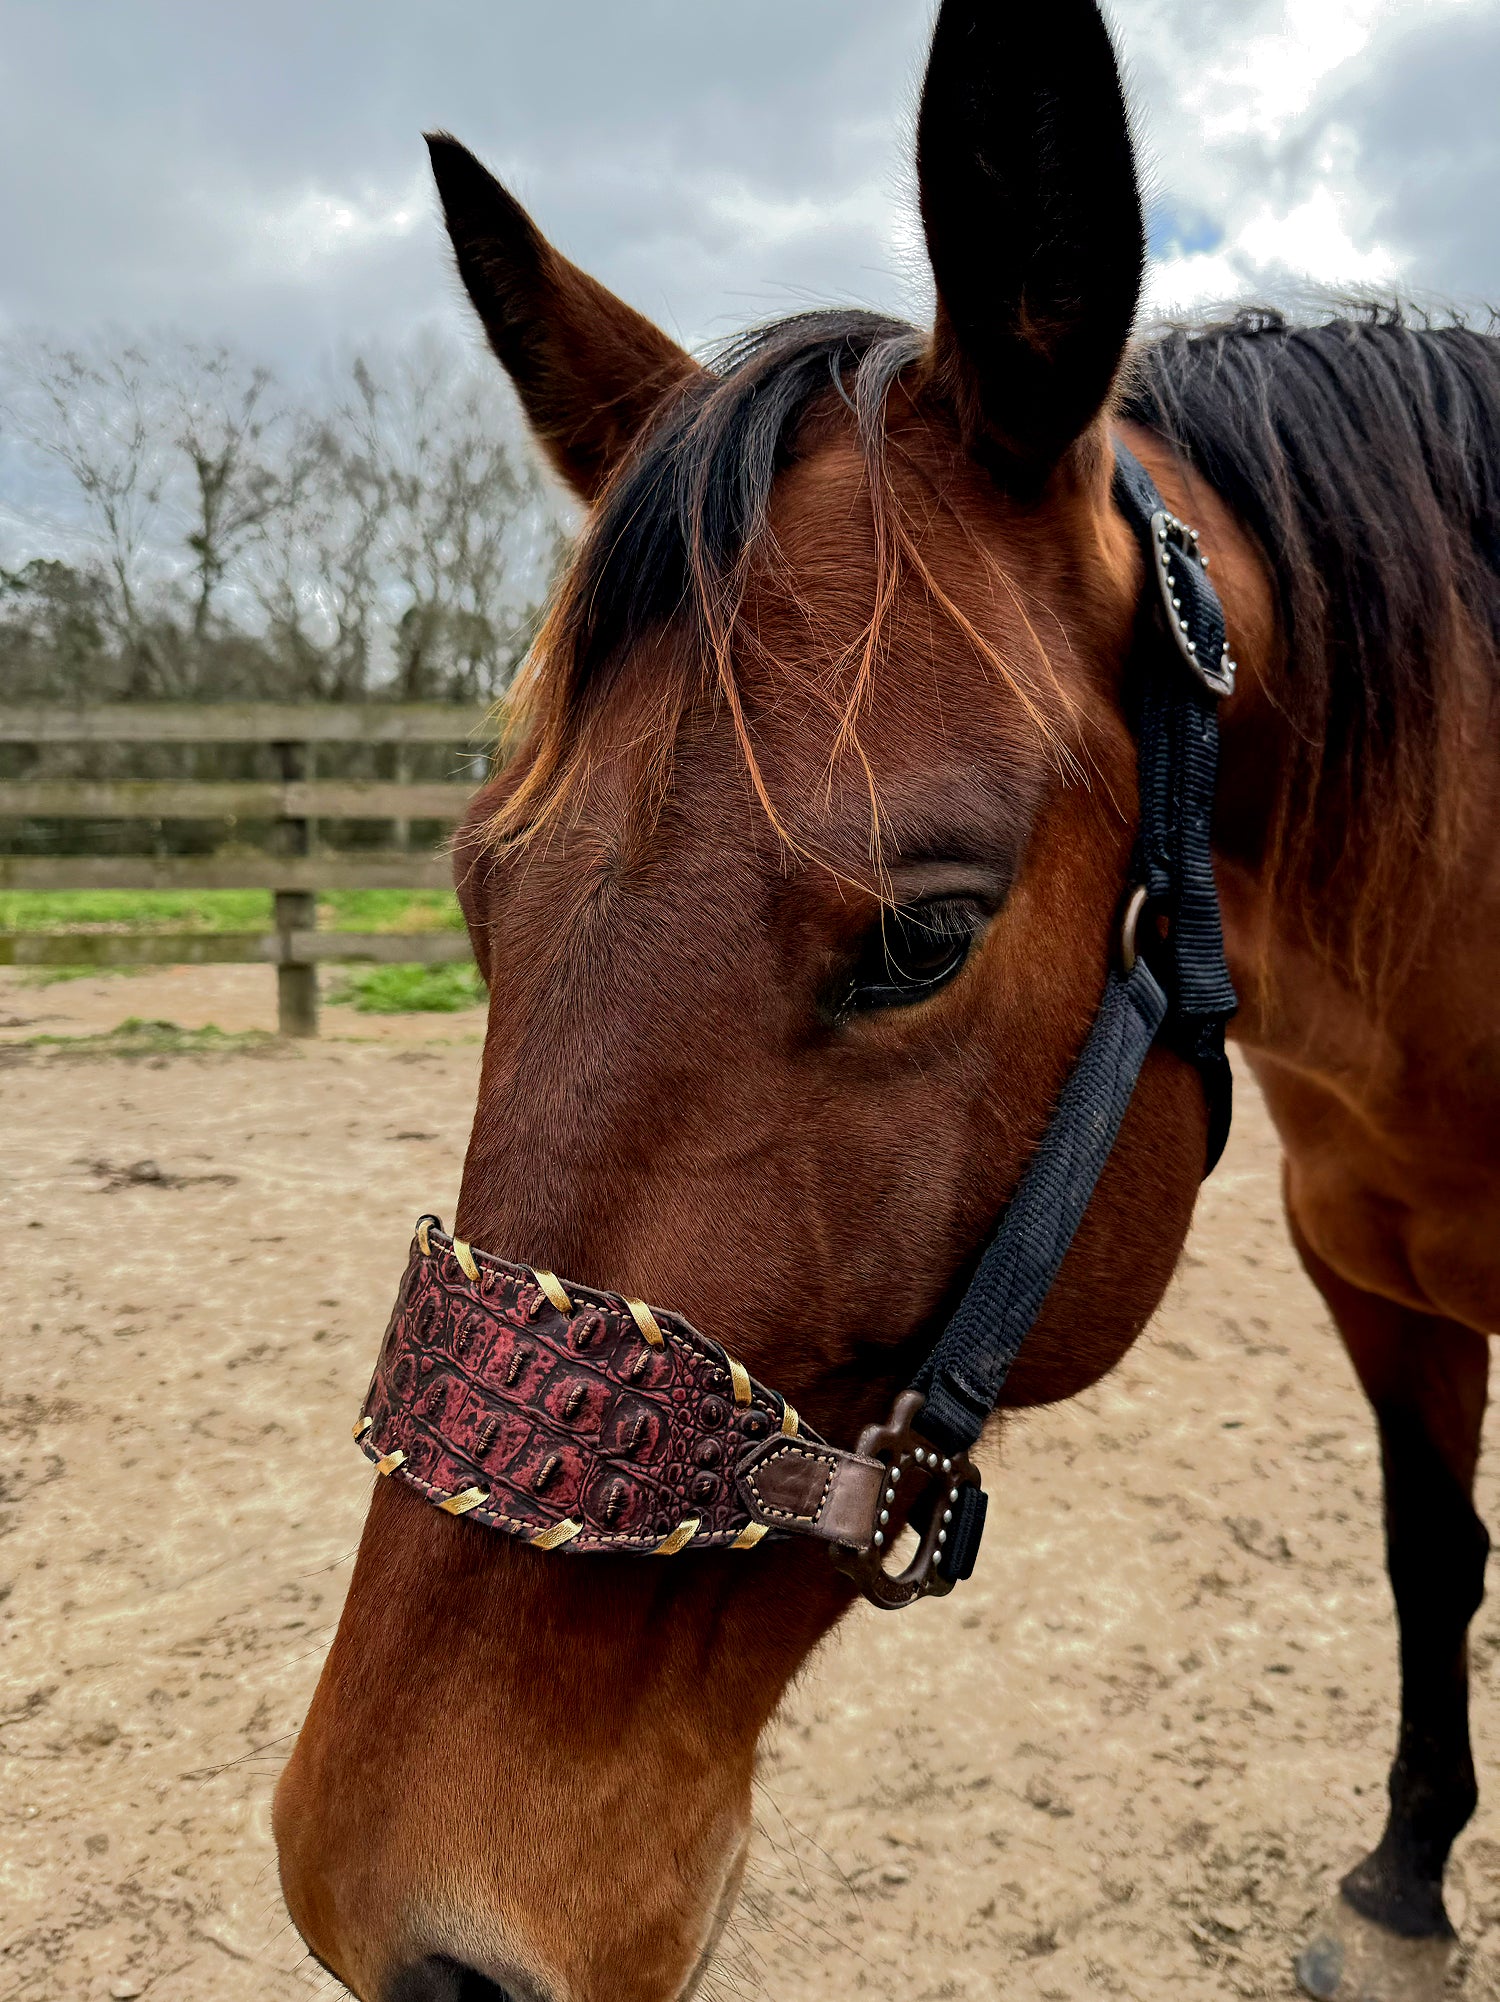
[1295, 1897, 1455, 2002]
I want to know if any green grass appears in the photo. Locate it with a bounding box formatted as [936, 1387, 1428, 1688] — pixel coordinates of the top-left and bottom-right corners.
[317, 890, 467, 934]
[19, 1016, 280, 1058]
[0, 888, 465, 934]
[327, 961, 486, 1014]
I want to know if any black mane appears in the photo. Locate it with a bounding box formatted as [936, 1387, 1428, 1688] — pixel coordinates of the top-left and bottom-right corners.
[1125, 306, 1500, 651]
[1127, 305, 1500, 809]
[574, 298, 1500, 708]
[543, 300, 1500, 977]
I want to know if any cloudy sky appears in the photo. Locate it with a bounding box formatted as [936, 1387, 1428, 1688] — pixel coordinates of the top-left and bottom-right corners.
[0, 0, 1495, 374]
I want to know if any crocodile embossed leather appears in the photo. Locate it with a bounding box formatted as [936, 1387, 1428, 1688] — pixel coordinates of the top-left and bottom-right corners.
[357, 1219, 862, 1555]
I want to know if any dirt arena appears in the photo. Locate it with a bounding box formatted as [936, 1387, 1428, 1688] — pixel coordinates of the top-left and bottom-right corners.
[2, 966, 1498, 2001]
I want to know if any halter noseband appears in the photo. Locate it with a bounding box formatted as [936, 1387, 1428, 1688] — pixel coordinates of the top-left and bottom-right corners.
[352, 442, 1238, 1610]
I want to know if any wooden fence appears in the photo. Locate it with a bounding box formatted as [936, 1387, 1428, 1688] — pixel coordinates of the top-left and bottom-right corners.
[0, 704, 490, 1035]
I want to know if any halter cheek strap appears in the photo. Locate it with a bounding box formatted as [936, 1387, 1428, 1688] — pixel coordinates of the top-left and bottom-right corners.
[353, 439, 1238, 1610]
[911, 442, 1239, 1479]
[1116, 441, 1239, 1170]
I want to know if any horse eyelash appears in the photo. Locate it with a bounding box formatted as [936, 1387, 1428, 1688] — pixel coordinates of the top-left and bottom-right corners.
[827, 898, 983, 1022]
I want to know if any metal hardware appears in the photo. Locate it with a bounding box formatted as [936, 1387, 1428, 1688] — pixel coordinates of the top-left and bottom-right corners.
[1119, 884, 1150, 976]
[831, 1391, 983, 1611]
[1149, 509, 1236, 698]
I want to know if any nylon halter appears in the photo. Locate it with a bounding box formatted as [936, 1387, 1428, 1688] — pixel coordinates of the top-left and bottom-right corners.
[352, 440, 1239, 1611]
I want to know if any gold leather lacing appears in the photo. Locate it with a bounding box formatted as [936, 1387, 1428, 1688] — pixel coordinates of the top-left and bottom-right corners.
[534, 1268, 573, 1313]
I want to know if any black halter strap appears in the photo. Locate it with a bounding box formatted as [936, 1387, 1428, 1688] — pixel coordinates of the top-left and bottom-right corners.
[1114, 444, 1239, 1168]
[913, 441, 1238, 1575]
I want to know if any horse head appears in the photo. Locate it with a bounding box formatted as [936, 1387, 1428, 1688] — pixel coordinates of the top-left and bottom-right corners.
[275, 6, 1219, 1995]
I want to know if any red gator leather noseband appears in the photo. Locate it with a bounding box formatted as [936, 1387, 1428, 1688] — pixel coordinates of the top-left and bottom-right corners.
[356, 1219, 981, 1604]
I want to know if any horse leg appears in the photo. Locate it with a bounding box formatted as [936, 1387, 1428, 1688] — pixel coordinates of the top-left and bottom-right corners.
[1286, 1211, 1490, 2002]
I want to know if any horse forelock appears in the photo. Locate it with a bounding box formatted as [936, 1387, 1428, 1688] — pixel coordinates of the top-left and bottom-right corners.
[478, 308, 1084, 865]
[480, 298, 1500, 1006]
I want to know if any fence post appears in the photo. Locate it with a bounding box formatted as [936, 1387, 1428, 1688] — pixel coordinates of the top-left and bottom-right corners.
[273, 738, 318, 1037]
[393, 739, 410, 853]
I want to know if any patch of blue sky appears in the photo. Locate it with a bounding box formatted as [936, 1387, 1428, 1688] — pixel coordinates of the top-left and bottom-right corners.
[1147, 207, 1225, 260]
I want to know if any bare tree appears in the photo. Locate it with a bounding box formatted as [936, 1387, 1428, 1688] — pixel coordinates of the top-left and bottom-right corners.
[1, 339, 170, 690]
[339, 340, 562, 703]
[169, 344, 288, 644]
[0, 327, 567, 704]
[250, 413, 384, 701]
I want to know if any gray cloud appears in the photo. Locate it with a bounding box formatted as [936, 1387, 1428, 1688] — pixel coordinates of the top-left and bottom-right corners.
[1318, 4, 1500, 306]
[0, 0, 1495, 379]
[0, 2, 935, 363]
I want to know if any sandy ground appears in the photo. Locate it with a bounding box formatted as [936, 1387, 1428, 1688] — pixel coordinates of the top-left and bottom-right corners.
[2, 969, 1498, 2002]
[0, 961, 489, 1048]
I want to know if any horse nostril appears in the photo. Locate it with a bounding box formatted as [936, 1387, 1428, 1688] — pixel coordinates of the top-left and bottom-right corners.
[385, 1960, 516, 2002]
[447, 1971, 513, 2002]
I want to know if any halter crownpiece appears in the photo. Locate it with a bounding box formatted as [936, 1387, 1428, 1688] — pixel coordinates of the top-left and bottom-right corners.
[354, 441, 1237, 1610]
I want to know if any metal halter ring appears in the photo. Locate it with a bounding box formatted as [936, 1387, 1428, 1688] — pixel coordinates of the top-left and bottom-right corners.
[1119, 884, 1151, 976]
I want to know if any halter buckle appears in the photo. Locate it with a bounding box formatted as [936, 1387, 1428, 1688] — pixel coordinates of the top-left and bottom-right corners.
[831, 1390, 985, 1611]
[1149, 509, 1236, 698]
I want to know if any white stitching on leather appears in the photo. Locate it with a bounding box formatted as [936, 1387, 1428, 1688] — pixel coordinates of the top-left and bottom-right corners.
[742, 1442, 836, 1528]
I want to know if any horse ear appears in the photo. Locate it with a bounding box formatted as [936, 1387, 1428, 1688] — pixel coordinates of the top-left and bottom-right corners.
[426, 133, 702, 503]
[916, 0, 1145, 485]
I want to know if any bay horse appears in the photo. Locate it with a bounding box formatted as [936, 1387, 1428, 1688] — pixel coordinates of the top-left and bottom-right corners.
[273, 3, 1500, 1998]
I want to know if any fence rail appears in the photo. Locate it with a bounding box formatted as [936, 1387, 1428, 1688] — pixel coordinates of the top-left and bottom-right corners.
[0, 702, 494, 745]
[0, 931, 472, 969]
[0, 779, 479, 820]
[0, 703, 490, 1035]
[0, 853, 456, 891]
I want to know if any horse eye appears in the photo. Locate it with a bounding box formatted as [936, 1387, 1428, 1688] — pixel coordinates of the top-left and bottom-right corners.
[842, 900, 981, 1015]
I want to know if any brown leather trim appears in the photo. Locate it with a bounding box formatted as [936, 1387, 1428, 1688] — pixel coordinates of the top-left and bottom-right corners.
[736, 1437, 884, 1550]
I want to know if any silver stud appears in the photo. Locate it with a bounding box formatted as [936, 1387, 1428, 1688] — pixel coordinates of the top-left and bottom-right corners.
[1187, 640, 1197, 655]
[913, 1447, 926, 1465]
[943, 1509, 953, 1525]
[890, 1467, 900, 1484]
[879, 1509, 889, 1526]
[1201, 554, 1211, 570]
[873, 1530, 884, 1548]
[1172, 596, 1181, 610]
[937, 1529, 947, 1546]
[941, 1458, 952, 1474]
